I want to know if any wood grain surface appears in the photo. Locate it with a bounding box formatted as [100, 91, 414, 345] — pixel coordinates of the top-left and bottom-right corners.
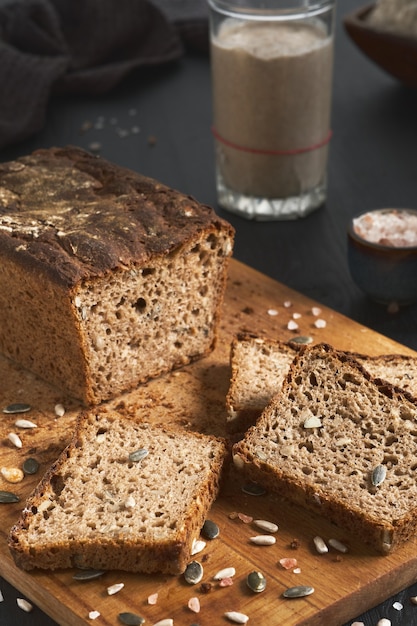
[0, 259, 416, 626]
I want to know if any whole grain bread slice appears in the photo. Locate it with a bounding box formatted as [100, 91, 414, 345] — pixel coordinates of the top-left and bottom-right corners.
[8, 409, 228, 574]
[232, 343, 417, 554]
[226, 333, 417, 432]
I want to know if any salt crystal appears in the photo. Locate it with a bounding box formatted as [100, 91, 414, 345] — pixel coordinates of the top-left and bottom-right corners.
[88, 611, 100, 620]
[393, 601, 403, 610]
[376, 619, 391, 626]
[279, 557, 298, 570]
[17, 598, 33, 612]
[107, 582, 124, 595]
[314, 319, 327, 328]
[311, 307, 322, 316]
[188, 596, 200, 613]
[353, 209, 417, 248]
[54, 403, 65, 417]
[267, 308, 279, 316]
[283, 300, 292, 308]
[0, 589, 3, 602]
[219, 577, 234, 587]
[287, 320, 299, 331]
[148, 592, 158, 605]
[292, 312, 302, 319]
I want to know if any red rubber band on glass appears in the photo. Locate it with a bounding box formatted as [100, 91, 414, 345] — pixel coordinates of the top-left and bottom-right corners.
[211, 126, 333, 156]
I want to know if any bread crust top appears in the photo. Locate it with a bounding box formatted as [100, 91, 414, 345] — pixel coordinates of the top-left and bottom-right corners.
[0, 146, 234, 287]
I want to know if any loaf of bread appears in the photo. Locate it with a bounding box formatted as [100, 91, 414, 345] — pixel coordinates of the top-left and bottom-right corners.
[8, 409, 228, 573]
[0, 146, 234, 404]
[226, 333, 417, 432]
[232, 343, 417, 554]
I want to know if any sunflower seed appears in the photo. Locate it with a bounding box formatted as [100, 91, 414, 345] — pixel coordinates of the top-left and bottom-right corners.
[253, 519, 278, 533]
[3, 403, 31, 414]
[22, 458, 39, 475]
[303, 415, 322, 428]
[8, 433, 22, 448]
[188, 596, 200, 613]
[328, 538, 348, 553]
[213, 567, 236, 580]
[241, 482, 266, 496]
[371, 464, 387, 487]
[107, 582, 124, 595]
[118, 612, 145, 625]
[224, 611, 249, 624]
[73, 569, 105, 581]
[184, 560, 203, 584]
[128, 448, 149, 462]
[250, 535, 276, 546]
[14, 419, 37, 429]
[191, 538, 206, 555]
[202, 519, 219, 539]
[152, 619, 173, 626]
[247, 570, 267, 593]
[283, 585, 315, 598]
[313, 536, 328, 554]
[54, 404, 65, 417]
[0, 490, 20, 503]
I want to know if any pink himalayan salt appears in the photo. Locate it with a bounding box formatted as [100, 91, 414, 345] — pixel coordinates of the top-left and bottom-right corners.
[353, 209, 417, 248]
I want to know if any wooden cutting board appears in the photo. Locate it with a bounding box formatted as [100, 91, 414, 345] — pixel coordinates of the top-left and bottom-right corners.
[1, 259, 416, 626]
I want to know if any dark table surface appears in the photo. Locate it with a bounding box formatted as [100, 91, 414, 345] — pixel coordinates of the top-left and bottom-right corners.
[1, 0, 417, 624]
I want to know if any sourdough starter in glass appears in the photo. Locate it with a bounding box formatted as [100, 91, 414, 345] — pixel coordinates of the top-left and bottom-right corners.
[211, 18, 334, 219]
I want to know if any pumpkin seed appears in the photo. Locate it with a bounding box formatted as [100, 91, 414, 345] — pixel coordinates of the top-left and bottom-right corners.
[73, 569, 105, 581]
[3, 403, 31, 414]
[128, 448, 149, 462]
[371, 464, 387, 487]
[0, 490, 20, 503]
[118, 612, 145, 625]
[241, 482, 266, 496]
[283, 585, 315, 598]
[22, 458, 40, 475]
[202, 519, 219, 540]
[224, 611, 249, 624]
[289, 335, 313, 345]
[247, 570, 266, 593]
[184, 560, 203, 584]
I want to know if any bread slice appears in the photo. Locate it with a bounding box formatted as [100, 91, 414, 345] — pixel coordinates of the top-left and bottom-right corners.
[8, 409, 228, 573]
[0, 146, 234, 404]
[226, 333, 417, 432]
[232, 343, 417, 554]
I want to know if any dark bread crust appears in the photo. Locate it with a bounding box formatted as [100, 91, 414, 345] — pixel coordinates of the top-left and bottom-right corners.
[0, 146, 234, 287]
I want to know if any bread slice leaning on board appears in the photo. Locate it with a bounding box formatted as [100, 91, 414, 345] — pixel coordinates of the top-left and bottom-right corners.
[8, 409, 228, 574]
[226, 332, 417, 433]
[232, 342, 417, 554]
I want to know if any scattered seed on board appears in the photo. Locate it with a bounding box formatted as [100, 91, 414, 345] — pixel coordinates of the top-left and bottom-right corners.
[188, 596, 201, 613]
[247, 570, 267, 593]
[328, 538, 348, 553]
[224, 611, 249, 624]
[118, 612, 145, 625]
[7, 433, 22, 448]
[290, 335, 313, 345]
[0, 467, 24, 483]
[107, 582, 124, 595]
[250, 535, 276, 546]
[313, 536, 329, 554]
[152, 620, 173, 626]
[128, 448, 149, 462]
[184, 561, 204, 584]
[202, 519, 219, 539]
[3, 403, 31, 414]
[14, 419, 37, 429]
[213, 567, 236, 580]
[22, 457, 40, 475]
[371, 464, 387, 487]
[0, 490, 20, 503]
[253, 519, 278, 533]
[283, 585, 315, 598]
[241, 482, 266, 496]
[54, 404, 65, 417]
[73, 569, 105, 581]
[17, 598, 33, 612]
[191, 538, 206, 555]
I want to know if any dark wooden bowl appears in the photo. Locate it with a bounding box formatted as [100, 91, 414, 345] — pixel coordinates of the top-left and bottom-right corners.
[344, 4, 417, 88]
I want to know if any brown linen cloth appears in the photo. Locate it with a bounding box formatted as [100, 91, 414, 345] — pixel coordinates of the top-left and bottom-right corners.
[0, 0, 209, 149]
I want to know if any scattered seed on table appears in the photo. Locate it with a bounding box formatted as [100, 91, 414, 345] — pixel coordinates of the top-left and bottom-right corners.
[184, 561, 203, 585]
[283, 585, 315, 598]
[8, 433, 22, 448]
[224, 611, 249, 624]
[290, 335, 313, 345]
[54, 404, 65, 417]
[213, 567, 236, 580]
[253, 519, 278, 533]
[313, 536, 328, 554]
[202, 519, 219, 539]
[0, 467, 24, 483]
[152, 620, 173, 626]
[128, 448, 149, 462]
[107, 582, 124, 595]
[191, 538, 206, 555]
[22, 457, 39, 475]
[247, 570, 267, 593]
[328, 538, 348, 553]
[118, 612, 145, 625]
[0, 490, 19, 503]
[242, 482, 266, 496]
[188, 596, 200, 613]
[250, 535, 276, 546]
[14, 419, 37, 429]
[371, 464, 387, 487]
[3, 403, 31, 414]
[73, 569, 105, 581]
[17, 598, 33, 612]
